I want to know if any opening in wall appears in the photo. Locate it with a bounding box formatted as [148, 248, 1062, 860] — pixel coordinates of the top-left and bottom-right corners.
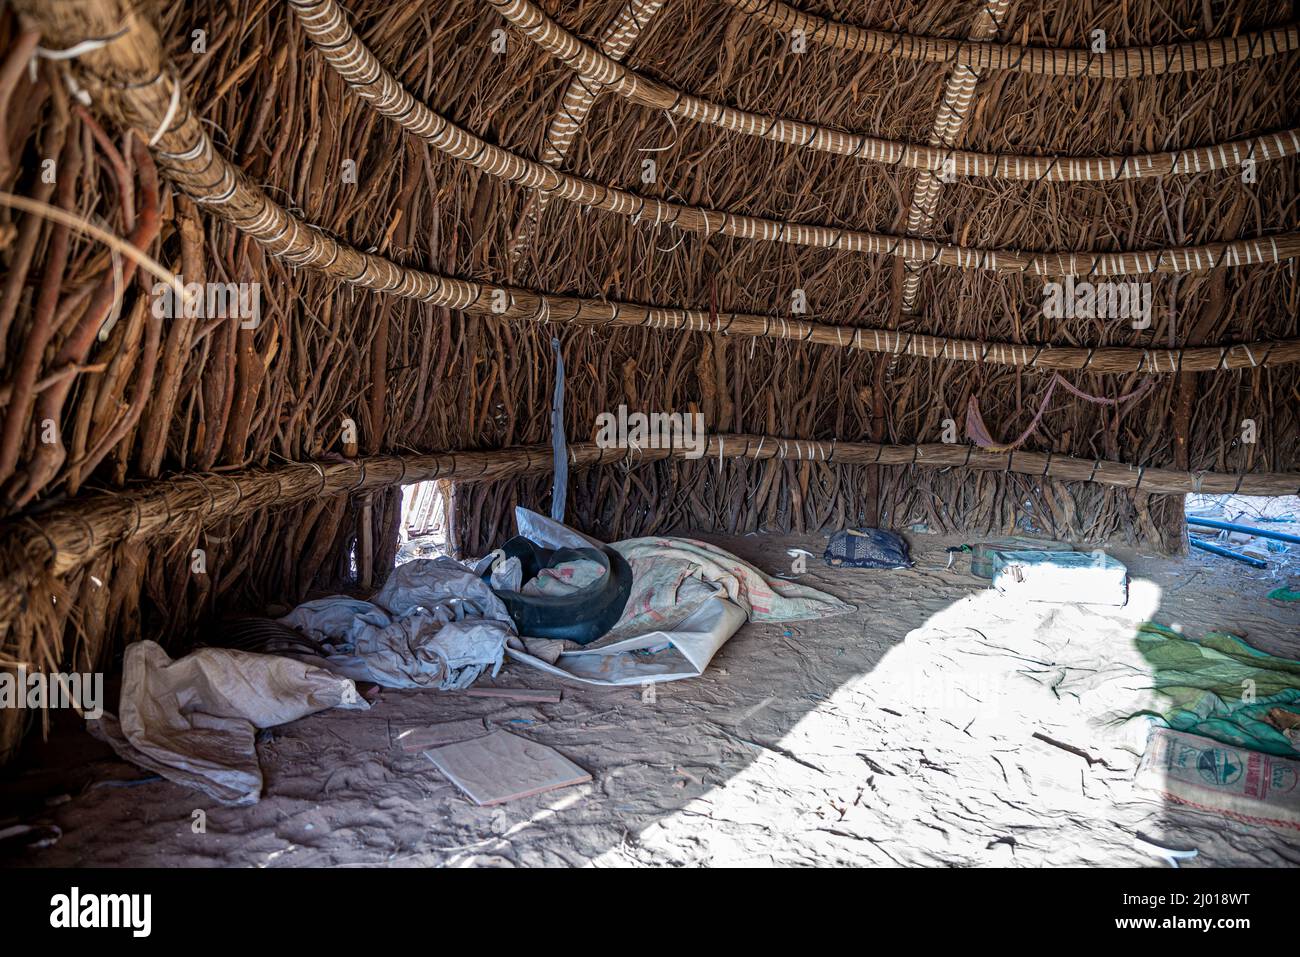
[397, 479, 455, 564]
[1185, 493, 1299, 581]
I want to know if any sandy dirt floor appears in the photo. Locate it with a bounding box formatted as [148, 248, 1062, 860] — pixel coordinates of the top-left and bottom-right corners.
[3, 529, 1298, 868]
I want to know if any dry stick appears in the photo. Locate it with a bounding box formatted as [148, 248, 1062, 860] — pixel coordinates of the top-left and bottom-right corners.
[0, 192, 182, 289]
[17, 137, 162, 507]
[0, 189, 187, 494]
[72, 298, 162, 489]
[0, 134, 81, 494]
[718, 0, 1300, 77]
[0, 435, 1294, 591]
[72, 295, 152, 488]
[19, 0, 1300, 400]
[485, 0, 1300, 185]
[0, 362, 107, 406]
[140, 202, 202, 476]
[0, 30, 40, 186]
[293, 0, 1300, 276]
[0, 87, 70, 368]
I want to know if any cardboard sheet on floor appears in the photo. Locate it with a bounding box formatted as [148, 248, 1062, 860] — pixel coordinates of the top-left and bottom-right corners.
[392, 718, 488, 752]
[424, 729, 591, 805]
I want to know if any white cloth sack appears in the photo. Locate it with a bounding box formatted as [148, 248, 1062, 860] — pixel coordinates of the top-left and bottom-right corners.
[88, 640, 366, 805]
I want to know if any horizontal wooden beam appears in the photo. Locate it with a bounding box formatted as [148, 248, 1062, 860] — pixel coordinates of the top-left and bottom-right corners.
[301, 0, 1300, 186]
[1, 436, 1294, 589]
[487, 0, 1300, 273]
[719, 0, 1299, 77]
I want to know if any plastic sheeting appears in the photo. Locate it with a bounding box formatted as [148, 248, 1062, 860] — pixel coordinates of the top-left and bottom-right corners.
[508, 576, 749, 685]
[504, 508, 854, 686]
[88, 640, 367, 805]
[549, 337, 567, 522]
[1136, 622, 1300, 757]
[281, 558, 511, 690]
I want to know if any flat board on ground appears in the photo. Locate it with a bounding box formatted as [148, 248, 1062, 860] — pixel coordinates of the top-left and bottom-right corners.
[423, 729, 591, 805]
[392, 718, 488, 752]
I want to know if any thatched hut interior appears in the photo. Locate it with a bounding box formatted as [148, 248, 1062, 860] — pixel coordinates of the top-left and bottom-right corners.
[0, 0, 1297, 869]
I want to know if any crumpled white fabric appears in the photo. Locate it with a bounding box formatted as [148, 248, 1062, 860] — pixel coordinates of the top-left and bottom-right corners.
[505, 508, 854, 686]
[489, 555, 523, 593]
[280, 557, 513, 690]
[88, 640, 367, 805]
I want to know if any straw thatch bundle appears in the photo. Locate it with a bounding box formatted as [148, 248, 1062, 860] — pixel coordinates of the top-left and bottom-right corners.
[0, 0, 1295, 758]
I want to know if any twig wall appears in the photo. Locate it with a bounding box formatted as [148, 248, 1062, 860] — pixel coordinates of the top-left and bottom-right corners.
[0, 0, 1294, 760]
